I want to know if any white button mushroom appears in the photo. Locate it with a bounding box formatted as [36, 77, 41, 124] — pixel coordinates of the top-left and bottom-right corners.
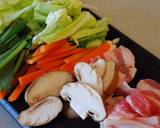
[102, 61, 116, 92]
[25, 71, 73, 105]
[74, 62, 103, 95]
[18, 96, 63, 126]
[91, 58, 106, 78]
[60, 82, 106, 121]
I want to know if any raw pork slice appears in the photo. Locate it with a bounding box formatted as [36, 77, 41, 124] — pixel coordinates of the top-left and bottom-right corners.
[135, 116, 160, 127]
[137, 79, 160, 96]
[114, 81, 135, 96]
[108, 99, 138, 120]
[126, 90, 152, 117]
[103, 45, 137, 82]
[100, 118, 154, 128]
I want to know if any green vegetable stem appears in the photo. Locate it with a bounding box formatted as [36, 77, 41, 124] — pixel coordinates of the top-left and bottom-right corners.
[13, 49, 26, 75]
[0, 19, 26, 44]
[0, 40, 27, 70]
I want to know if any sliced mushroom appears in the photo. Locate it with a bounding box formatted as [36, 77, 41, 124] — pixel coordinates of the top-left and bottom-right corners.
[25, 71, 73, 105]
[18, 96, 62, 126]
[60, 82, 106, 121]
[103, 61, 116, 92]
[91, 58, 106, 77]
[74, 62, 103, 95]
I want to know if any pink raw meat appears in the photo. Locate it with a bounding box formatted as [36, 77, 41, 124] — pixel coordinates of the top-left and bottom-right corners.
[126, 90, 152, 117]
[105, 96, 124, 115]
[137, 79, 160, 96]
[135, 116, 160, 127]
[108, 99, 138, 120]
[119, 46, 135, 68]
[143, 94, 160, 116]
[103, 46, 137, 82]
[100, 118, 154, 128]
[114, 81, 135, 96]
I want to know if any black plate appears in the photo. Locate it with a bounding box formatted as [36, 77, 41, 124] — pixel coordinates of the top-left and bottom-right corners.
[9, 11, 160, 128]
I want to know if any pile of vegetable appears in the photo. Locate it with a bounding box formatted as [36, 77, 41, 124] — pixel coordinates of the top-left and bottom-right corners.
[0, 0, 110, 99]
[0, 0, 160, 128]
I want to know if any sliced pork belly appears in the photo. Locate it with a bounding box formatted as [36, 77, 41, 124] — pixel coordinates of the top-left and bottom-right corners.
[126, 90, 152, 117]
[100, 118, 155, 128]
[137, 79, 160, 96]
[141, 90, 160, 102]
[142, 92, 160, 116]
[103, 45, 135, 68]
[119, 46, 135, 68]
[108, 99, 139, 120]
[114, 81, 135, 96]
[103, 45, 137, 83]
[135, 116, 160, 127]
[104, 96, 124, 115]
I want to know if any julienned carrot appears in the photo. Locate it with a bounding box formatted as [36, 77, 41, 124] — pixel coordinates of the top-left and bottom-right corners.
[52, 45, 76, 56]
[19, 69, 47, 86]
[37, 60, 64, 69]
[27, 50, 51, 64]
[40, 39, 68, 53]
[8, 65, 61, 102]
[32, 40, 68, 57]
[60, 64, 72, 72]
[0, 91, 7, 99]
[64, 49, 92, 64]
[8, 84, 26, 102]
[11, 65, 38, 87]
[9, 66, 39, 102]
[71, 43, 110, 67]
[47, 65, 62, 72]
[32, 46, 41, 57]
[80, 43, 110, 61]
[27, 65, 39, 73]
[19, 64, 59, 86]
[37, 48, 85, 65]
[11, 64, 29, 86]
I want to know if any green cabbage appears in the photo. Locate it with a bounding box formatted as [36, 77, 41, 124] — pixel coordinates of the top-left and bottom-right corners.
[34, 0, 82, 22]
[70, 18, 110, 40]
[32, 9, 96, 46]
[0, 0, 33, 33]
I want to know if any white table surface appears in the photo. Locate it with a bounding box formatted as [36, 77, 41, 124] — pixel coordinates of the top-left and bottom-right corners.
[82, 0, 160, 58]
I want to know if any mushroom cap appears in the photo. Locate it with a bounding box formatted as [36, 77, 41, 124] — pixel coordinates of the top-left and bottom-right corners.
[91, 59, 106, 78]
[102, 60, 116, 92]
[74, 62, 103, 95]
[25, 71, 73, 105]
[18, 96, 62, 126]
[60, 82, 106, 121]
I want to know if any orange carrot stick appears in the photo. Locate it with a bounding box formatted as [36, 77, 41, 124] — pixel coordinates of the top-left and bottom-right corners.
[60, 64, 74, 72]
[32, 46, 41, 57]
[19, 64, 59, 86]
[8, 84, 26, 102]
[0, 91, 7, 99]
[8, 65, 60, 102]
[19, 69, 46, 86]
[59, 64, 74, 76]
[37, 60, 64, 69]
[52, 45, 76, 56]
[40, 39, 68, 53]
[37, 48, 85, 65]
[71, 43, 110, 67]
[64, 49, 92, 64]
[27, 50, 51, 64]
